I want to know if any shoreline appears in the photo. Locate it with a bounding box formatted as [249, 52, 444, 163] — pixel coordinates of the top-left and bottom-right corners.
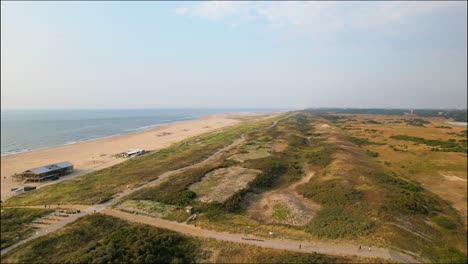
[0, 111, 282, 201]
[1, 115, 206, 157]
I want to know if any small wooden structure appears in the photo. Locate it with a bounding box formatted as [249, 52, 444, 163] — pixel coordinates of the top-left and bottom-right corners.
[15, 161, 74, 182]
[185, 206, 195, 215]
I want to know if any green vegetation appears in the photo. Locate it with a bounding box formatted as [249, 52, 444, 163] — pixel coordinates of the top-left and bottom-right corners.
[404, 118, 431, 126]
[305, 108, 468, 122]
[305, 206, 374, 238]
[1, 208, 53, 249]
[253, 252, 335, 264]
[363, 120, 383, 124]
[272, 204, 289, 221]
[390, 135, 467, 153]
[5, 117, 277, 206]
[349, 136, 386, 146]
[1, 214, 199, 263]
[365, 150, 379, 157]
[435, 126, 452, 129]
[202, 239, 342, 264]
[431, 216, 457, 230]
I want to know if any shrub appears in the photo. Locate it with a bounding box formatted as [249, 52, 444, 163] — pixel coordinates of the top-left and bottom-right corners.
[176, 190, 196, 206]
[432, 216, 456, 230]
[306, 207, 374, 238]
[366, 150, 379, 157]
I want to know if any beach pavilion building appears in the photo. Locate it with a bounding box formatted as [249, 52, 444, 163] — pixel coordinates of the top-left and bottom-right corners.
[17, 161, 74, 182]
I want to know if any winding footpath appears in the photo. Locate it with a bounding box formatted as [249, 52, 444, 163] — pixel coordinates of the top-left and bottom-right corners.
[1, 115, 421, 263]
[103, 209, 419, 263]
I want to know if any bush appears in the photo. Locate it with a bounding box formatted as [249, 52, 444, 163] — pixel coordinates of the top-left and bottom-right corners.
[1, 208, 54, 249]
[366, 150, 379, 157]
[432, 216, 456, 230]
[176, 190, 196, 206]
[390, 135, 466, 153]
[306, 207, 374, 238]
[2, 214, 199, 263]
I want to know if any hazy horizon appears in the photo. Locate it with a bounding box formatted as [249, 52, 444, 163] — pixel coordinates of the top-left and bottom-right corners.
[2, 1, 467, 109]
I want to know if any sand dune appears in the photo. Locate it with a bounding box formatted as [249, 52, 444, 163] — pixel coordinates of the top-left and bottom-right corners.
[0, 112, 280, 201]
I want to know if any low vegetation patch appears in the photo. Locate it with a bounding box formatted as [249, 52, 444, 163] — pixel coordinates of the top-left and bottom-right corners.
[1, 214, 199, 263]
[1, 208, 54, 250]
[272, 203, 289, 221]
[114, 200, 177, 218]
[349, 136, 385, 146]
[404, 118, 431, 126]
[390, 135, 467, 153]
[305, 206, 374, 238]
[189, 166, 261, 203]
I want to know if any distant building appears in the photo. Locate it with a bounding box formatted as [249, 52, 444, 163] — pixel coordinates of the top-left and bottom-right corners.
[17, 161, 74, 182]
[124, 149, 146, 158]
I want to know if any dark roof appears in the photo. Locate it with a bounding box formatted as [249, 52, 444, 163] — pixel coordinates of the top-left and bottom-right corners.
[26, 161, 73, 174]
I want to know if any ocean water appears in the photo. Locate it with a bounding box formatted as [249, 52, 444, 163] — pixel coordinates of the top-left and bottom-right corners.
[1, 109, 276, 156]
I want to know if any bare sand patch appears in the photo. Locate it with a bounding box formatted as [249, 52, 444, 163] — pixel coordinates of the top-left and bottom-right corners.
[272, 140, 288, 152]
[248, 170, 321, 226]
[189, 166, 261, 203]
[440, 172, 467, 182]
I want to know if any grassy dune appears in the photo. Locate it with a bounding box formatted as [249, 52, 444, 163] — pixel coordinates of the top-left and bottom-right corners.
[1, 208, 54, 249]
[4, 117, 278, 206]
[3, 111, 466, 263]
[1, 214, 343, 264]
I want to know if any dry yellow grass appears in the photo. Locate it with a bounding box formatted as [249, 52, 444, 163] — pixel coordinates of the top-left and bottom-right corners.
[334, 114, 467, 227]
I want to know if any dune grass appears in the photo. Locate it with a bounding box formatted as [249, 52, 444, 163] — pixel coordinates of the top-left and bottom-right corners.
[1, 214, 199, 263]
[1, 208, 54, 249]
[4, 118, 276, 206]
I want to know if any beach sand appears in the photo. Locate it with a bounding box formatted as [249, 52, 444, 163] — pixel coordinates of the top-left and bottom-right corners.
[1, 112, 281, 201]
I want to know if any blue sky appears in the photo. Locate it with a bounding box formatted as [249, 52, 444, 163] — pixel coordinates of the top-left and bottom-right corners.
[1, 1, 466, 109]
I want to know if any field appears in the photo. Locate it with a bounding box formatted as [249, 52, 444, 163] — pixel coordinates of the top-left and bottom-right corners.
[125, 111, 466, 262]
[1, 214, 356, 263]
[1, 208, 54, 250]
[2, 110, 466, 263]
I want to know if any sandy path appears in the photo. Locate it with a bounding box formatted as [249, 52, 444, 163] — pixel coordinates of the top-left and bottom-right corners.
[1, 112, 279, 201]
[102, 209, 420, 263]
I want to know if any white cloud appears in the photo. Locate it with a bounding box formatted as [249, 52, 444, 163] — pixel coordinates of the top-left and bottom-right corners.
[175, 1, 456, 31]
[175, 1, 255, 21]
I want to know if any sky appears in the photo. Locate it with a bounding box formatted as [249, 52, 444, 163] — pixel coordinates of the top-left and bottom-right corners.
[1, 1, 467, 109]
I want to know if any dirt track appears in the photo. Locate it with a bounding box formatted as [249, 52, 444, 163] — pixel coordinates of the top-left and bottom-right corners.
[102, 209, 420, 263]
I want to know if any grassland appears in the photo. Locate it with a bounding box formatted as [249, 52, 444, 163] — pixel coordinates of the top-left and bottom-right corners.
[1, 214, 199, 263]
[1, 208, 53, 249]
[3, 111, 466, 263]
[3, 117, 279, 206]
[125, 111, 466, 262]
[1, 214, 350, 263]
[317, 112, 467, 262]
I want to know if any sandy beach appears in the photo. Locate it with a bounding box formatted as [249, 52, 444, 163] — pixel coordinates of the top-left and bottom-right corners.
[1, 112, 280, 201]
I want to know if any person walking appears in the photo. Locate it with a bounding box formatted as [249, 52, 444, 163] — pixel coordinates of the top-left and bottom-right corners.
[299, 244, 302, 249]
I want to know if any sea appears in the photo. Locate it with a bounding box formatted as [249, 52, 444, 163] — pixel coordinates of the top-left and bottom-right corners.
[1, 109, 279, 156]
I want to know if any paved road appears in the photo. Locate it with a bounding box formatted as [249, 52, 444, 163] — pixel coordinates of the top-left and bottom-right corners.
[102, 209, 420, 263]
[0, 114, 421, 263]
